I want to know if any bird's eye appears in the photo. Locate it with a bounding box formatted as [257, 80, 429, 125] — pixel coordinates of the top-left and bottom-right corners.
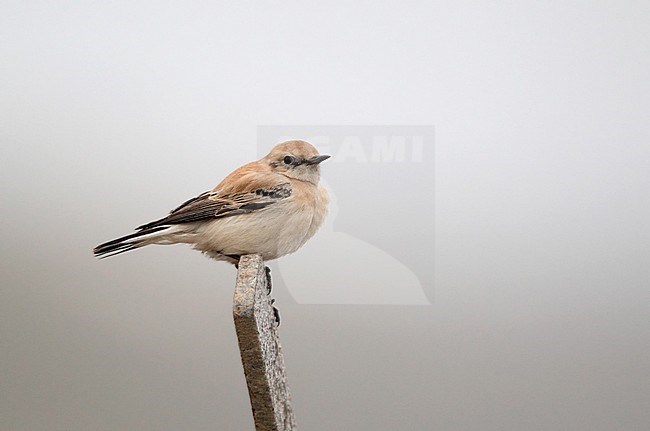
[283, 155, 295, 165]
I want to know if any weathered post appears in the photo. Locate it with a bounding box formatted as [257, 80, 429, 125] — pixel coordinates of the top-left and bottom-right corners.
[233, 254, 297, 431]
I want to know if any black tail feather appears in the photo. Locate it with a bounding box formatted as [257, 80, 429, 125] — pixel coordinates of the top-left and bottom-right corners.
[93, 226, 169, 258]
[96, 244, 138, 259]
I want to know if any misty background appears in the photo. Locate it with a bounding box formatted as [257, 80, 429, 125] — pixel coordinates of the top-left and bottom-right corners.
[1, 1, 649, 430]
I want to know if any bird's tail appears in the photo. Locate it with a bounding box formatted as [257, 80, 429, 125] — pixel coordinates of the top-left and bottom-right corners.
[93, 225, 173, 258]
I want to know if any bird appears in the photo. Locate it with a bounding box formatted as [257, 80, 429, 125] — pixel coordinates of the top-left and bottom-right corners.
[94, 140, 330, 265]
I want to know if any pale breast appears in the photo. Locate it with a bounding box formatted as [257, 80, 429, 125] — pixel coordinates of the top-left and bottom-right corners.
[192, 181, 328, 261]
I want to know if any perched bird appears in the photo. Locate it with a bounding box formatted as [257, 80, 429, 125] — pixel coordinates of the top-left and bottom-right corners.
[94, 140, 330, 264]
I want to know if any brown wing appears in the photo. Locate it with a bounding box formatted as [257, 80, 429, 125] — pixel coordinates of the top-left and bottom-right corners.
[136, 182, 292, 231]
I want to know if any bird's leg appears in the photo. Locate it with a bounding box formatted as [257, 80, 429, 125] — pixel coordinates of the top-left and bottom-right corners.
[219, 250, 241, 268]
[229, 254, 242, 267]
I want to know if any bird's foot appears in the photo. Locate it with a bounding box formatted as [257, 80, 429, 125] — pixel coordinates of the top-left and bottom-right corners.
[270, 298, 280, 326]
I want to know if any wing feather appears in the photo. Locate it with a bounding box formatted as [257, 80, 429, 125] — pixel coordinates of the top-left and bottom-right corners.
[136, 182, 291, 230]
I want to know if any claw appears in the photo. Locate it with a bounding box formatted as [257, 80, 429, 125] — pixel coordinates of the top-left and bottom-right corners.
[270, 299, 280, 325]
[273, 306, 281, 326]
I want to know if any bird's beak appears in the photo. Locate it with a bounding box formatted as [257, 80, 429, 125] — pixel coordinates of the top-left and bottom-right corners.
[305, 154, 331, 165]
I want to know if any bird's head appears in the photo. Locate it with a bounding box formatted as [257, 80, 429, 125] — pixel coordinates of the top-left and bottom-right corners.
[265, 140, 330, 184]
